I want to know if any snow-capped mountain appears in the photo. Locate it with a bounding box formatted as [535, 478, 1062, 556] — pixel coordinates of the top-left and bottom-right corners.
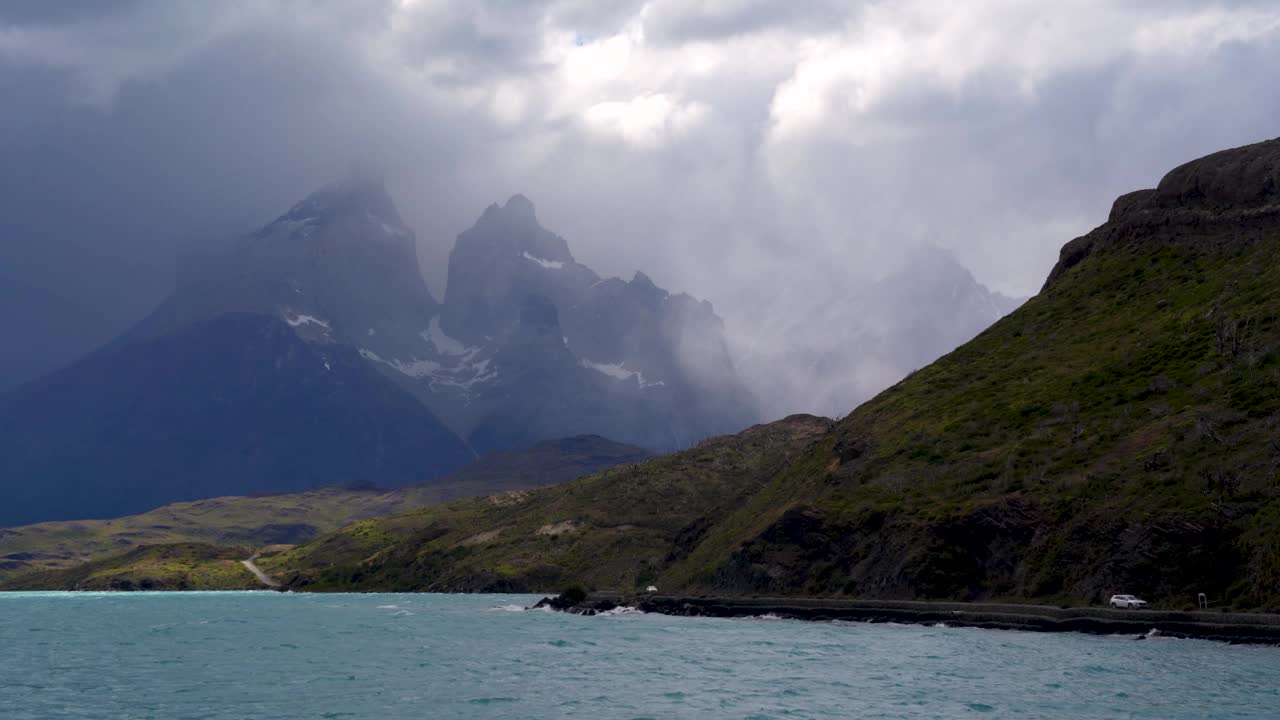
[0, 176, 760, 524]
[421, 195, 756, 453]
[0, 175, 1030, 526]
[149, 179, 757, 453]
[170, 181, 757, 454]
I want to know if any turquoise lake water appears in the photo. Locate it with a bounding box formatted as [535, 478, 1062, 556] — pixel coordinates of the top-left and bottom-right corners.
[2, 592, 1278, 719]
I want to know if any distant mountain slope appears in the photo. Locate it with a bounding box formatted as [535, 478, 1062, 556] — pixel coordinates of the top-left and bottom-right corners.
[0, 312, 474, 526]
[255, 138, 1280, 609]
[0, 435, 649, 581]
[420, 434, 653, 500]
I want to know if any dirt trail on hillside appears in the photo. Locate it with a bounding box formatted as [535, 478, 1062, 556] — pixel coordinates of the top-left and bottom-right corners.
[240, 553, 280, 588]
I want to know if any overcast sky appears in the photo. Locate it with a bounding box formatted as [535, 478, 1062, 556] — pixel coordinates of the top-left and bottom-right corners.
[2, 0, 1279, 402]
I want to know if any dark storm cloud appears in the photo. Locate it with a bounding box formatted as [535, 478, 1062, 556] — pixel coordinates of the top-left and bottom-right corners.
[2, 0, 1278, 417]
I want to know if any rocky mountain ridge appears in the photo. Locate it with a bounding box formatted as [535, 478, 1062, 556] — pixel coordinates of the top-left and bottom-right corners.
[1046, 139, 1280, 287]
[0, 177, 756, 524]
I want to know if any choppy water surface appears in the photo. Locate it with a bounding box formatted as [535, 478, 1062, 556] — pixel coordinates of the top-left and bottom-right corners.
[2, 592, 1278, 719]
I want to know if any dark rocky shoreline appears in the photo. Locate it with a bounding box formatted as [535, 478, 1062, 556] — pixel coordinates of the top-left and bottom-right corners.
[534, 594, 1280, 646]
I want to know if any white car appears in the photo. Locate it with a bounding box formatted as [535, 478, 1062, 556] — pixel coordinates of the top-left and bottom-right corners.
[1109, 594, 1149, 609]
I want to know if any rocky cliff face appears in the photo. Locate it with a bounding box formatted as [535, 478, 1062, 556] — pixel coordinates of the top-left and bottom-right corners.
[363, 193, 758, 454]
[142, 184, 757, 454]
[144, 175, 438, 363]
[1046, 137, 1280, 288]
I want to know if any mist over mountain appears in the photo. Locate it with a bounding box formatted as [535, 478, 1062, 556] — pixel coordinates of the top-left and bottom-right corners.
[0, 178, 762, 524]
[736, 247, 1025, 419]
[435, 195, 756, 452]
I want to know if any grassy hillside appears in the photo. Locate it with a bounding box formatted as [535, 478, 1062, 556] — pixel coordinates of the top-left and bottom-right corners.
[0, 488, 418, 582]
[252, 138, 1280, 610]
[0, 435, 649, 583]
[0, 543, 258, 591]
[260, 416, 831, 592]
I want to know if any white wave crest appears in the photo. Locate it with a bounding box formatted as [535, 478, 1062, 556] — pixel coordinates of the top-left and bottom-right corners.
[595, 606, 644, 617]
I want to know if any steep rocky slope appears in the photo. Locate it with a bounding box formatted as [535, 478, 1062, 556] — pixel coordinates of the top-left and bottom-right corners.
[418, 194, 759, 454]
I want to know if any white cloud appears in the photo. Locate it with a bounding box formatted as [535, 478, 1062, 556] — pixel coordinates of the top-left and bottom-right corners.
[581, 93, 706, 147]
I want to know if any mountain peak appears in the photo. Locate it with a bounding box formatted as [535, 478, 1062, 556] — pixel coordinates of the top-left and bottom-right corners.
[1153, 135, 1280, 211]
[459, 194, 575, 265]
[268, 174, 405, 234]
[504, 193, 536, 215]
[476, 193, 540, 228]
[630, 271, 657, 290]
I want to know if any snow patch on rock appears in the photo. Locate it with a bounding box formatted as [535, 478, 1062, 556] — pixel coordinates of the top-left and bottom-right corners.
[580, 358, 665, 389]
[361, 346, 499, 395]
[422, 316, 474, 357]
[284, 313, 331, 330]
[522, 251, 564, 270]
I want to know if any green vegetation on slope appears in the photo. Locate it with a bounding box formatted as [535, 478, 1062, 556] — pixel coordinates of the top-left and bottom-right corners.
[0, 435, 649, 583]
[0, 488, 417, 582]
[261, 416, 831, 592]
[0, 543, 257, 591]
[676, 138, 1280, 609]
[696, 234, 1280, 608]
